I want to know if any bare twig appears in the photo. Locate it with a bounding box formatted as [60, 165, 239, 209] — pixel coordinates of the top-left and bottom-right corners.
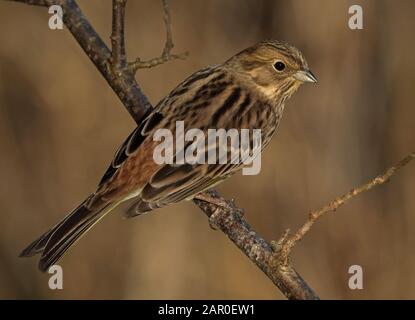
[6, 0, 152, 122]
[111, 0, 127, 68]
[275, 152, 415, 265]
[128, 0, 188, 72]
[161, 0, 173, 55]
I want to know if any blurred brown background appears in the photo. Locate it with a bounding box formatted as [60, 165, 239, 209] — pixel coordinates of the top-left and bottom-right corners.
[0, 0, 414, 299]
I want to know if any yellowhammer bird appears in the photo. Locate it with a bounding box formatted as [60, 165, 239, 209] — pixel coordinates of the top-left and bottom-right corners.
[20, 40, 317, 271]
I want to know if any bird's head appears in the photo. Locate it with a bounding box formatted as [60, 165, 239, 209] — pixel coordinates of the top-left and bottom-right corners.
[226, 40, 317, 102]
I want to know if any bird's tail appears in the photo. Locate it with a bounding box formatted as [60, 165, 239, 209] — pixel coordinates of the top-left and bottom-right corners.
[20, 195, 117, 272]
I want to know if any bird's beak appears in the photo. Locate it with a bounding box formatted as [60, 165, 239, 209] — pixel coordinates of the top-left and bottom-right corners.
[294, 69, 317, 83]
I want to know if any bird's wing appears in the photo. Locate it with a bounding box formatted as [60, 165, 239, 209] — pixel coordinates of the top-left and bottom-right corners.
[125, 104, 267, 215]
[97, 65, 219, 190]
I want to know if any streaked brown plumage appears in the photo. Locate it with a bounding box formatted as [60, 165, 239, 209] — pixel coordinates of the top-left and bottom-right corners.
[20, 40, 317, 271]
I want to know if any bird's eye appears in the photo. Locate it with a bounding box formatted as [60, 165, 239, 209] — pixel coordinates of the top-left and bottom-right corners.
[273, 61, 286, 72]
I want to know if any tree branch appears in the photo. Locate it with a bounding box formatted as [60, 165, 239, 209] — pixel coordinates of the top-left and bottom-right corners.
[127, 0, 188, 73]
[8, 0, 48, 6]
[111, 0, 127, 68]
[193, 190, 319, 300]
[6, 0, 152, 123]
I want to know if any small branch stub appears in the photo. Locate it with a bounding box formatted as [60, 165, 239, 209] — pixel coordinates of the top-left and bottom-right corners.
[128, 0, 188, 73]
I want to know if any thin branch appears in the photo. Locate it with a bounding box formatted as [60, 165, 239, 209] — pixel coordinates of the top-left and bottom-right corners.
[7, 0, 316, 300]
[111, 0, 127, 68]
[7, 0, 413, 301]
[128, 0, 188, 72]
[275, 152, 415, 265]
[193, 190, 319, 300]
